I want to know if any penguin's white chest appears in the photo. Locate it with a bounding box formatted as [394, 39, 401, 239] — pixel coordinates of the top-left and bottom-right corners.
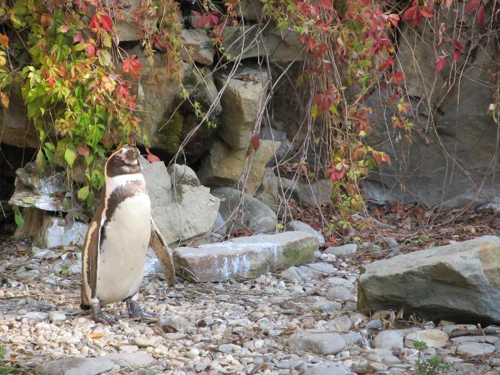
[96, 193, 151, 305]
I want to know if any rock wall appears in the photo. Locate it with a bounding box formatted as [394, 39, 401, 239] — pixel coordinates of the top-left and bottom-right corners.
[364, 13, 500, 208]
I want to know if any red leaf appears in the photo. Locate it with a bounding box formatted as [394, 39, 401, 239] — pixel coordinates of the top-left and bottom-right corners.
[122, 54, 144, 78]
[445, 0, 454, 9]
[477, 4, 485, 27]
[85, 44, 95, 56]
[435, 56, 447, 72]
[90, 14, 99, 30]
[251, 134, 260, 150]
[100, 14, 113, 32]
[418, 6, 434, 18]
[390, 72, 405, 84]
[0, 33, 8, 48]
[466, 0, 479, 13]
[48, 75, 55, 88]
[145, 147, 161, 163]
[402, 6, 417, 21]
[452, 39, 463, 61]
[77, 144, 90, 157]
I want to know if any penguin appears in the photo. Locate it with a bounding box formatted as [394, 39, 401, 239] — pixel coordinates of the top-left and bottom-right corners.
[81, 146, 175, 324]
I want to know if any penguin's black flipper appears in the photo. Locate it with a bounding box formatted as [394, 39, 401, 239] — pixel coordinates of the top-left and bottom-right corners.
[150, 219, 176, 287]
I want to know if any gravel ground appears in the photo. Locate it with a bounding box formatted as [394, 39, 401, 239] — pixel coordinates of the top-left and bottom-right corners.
[1, 241, 500, 374]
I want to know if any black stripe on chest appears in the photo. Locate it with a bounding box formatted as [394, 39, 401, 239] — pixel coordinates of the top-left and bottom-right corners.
[100, 180, 149, 247]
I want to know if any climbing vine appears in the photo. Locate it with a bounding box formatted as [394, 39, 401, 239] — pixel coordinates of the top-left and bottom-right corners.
[0, 0, 498, 218]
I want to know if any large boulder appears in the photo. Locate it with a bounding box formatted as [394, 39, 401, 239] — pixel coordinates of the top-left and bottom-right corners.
[198, 138, 280, 195]
[173, 231, 319, 282]
[134, 49, 221, 161]
[358, 236, 500, 324]
[221, 25, 305, 62]
[180, 29, 215, 66]
[211, 187, 277, 233]
[140, 157, 220, 245]
[364, 18, 500, 208]
[0, 87, 39, 148]
[215, 67, 269, 151]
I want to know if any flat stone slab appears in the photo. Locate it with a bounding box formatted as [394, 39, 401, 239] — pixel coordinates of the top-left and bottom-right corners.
[173, 231, 319, 282]
[35, 357, 115, 375]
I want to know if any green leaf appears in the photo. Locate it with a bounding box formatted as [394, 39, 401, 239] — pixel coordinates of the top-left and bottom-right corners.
[77, 186, 89, 201]
[358, 60, 372, 68]
[13, 206, 24, 229]
[20, 197, 36, 204]
[311, 104, 318, 119]
[35, 149, 46, 172]
[64, 148, 77, 167]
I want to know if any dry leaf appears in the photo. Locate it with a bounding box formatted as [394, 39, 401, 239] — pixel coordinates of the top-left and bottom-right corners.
[86, 333, 104, 339]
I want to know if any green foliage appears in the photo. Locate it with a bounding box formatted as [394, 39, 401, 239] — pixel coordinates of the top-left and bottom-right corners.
[413, 340, 450, 375]
[0, 347, 14, 375]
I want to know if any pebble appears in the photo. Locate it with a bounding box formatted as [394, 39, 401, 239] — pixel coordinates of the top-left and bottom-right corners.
[456, 342, 496, 356]
[324, 244, 358, 257]
[0, 240, 486, 374]
[405, 329, 449, 348]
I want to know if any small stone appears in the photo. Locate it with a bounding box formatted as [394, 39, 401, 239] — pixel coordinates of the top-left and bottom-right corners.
[405, 329, 449, 348]
[159, 315, 188, 334]
[366, 348, 401, 363]
[366, 319, 383, 329]
[326, 286, 356, 301]
[107, 353, 155, 367]
[325, 316, 352, 332]
[119, 345, 139, 353]
[218, 344, 234, 353]
[49, 311, 66, 323]
[324, 244, 358, 257]
[276, 360, 301, 369]
[23, 312, 49, 321]
[186, 348, 200, 359]
[373, 330, 406, 349]
[288, 331, 346, 355]
[369, 362, 389, 371]
[306, 262, 337, 275]
[441, 324, 477, 335]
[34, 358, 115, 375]
[285, 221, 325, 244]
[133, 336, 161, 348]
[301, 362, 351, 375]
[456, 343, 495, 356]
[314, 251, 321, 258]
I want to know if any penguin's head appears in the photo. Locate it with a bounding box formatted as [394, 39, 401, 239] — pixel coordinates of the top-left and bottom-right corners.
[105, 145, 141, 178]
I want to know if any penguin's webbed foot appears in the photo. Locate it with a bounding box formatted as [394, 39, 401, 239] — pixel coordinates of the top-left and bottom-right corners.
[91, 304, 118, 325]
[126, 299, 157, 322]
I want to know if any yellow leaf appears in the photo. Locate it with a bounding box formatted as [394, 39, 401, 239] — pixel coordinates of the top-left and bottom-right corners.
[0, 92, 9, 108]
[86, 333, 104, 339]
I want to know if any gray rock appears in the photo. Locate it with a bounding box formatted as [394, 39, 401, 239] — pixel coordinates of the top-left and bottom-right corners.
[364, 23, 500, 208]
[141, 157, 220, 245]
[212, 211, 228, 236]
[159, 315, 188, 334]
[0, 87, 39, 148]
[366, 348, 401, 363]
[325, 316, 352, 332]
[23, 312, 49, 321]
[306, 296, 342, 313]
[168, 164, 200, 187]
[358, 236, 500, 324]
[325, 244, 358, 257]
[405, 329, 449, 348]
[221, 26, 305, 63]
[285, 221, 325, 244]
[215, 68, 269, 151]
[211, 187, 277, 233]
[300, 362, 351, 375]
[451, 336, 499, 345]
[34, 357, 116, 375]
[288, 331, 346, 355]
[373, 330, 406, 349]
[106, 353, 155, 367]
[281, 266, 305, 283]
[456, 343, 495, 356]
[35, 215, 88, 249]
[49, 311, 66, 323]
[236, 0, 264, 22]
[368, 362, 389, 372]
[326, 286, 356, 302]
[173, 231, 319, 282]
[180, 29, 215, 65]
[441, 324, 477, 335]
[10, 164, 70, 213]
[306, 262, 337, 275]
[284, 179, 332, 207]
[366, 319, 383, 329]
[199, 138, 281, 196]
[343, 332, 363, 344]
